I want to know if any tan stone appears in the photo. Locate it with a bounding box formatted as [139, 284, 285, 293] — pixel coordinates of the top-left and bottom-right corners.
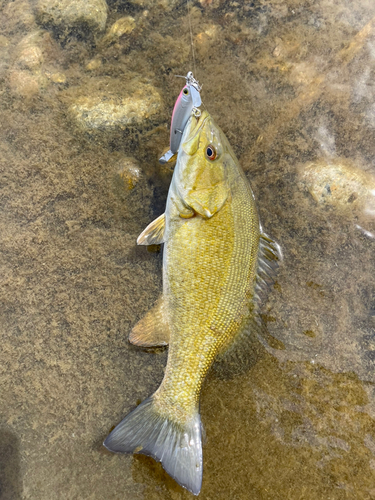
[69, 81, 162, 132]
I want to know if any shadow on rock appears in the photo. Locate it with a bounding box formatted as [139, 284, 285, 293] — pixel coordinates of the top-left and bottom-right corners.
[0, 429, 22, 500]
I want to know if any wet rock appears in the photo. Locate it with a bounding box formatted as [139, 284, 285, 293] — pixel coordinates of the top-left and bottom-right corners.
[299, 159, 375, 214]
[35, 0, 108, 36]
[8, 31, 52, 98]
[16, 44, 44, 71]
[14, 31, 46, 66]
[114, 157, 142, 191]
[2, 0, 36, 32]
[127, 0, 181, 10]
[198, 0, 222, 7]
[0, 36, 11, 80]
[47, 71, 67, 84]
[0, 36, 10, 48]
[85, 57, 102, 71]
[67, 78, 162, 134]
[8, 70, 41, 98]
[111, 155, 152, 221]
[101, 16, 136, 46]
[194, 24, 221, 58]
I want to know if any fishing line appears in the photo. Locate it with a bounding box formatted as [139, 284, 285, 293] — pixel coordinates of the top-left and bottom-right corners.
[187, 0, 197, 77]
[186, 0, 210, 113]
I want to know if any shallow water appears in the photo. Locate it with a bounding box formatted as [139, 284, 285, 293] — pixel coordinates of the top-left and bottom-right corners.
[1, 0, 375, 498]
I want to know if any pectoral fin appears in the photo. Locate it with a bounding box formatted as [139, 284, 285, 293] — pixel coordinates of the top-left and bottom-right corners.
[129, 296, 170, 347]
[137, 213, 165, 246]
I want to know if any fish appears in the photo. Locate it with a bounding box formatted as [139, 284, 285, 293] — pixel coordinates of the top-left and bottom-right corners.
[159, 71, 201, 164]
[104, 109, 281, 495]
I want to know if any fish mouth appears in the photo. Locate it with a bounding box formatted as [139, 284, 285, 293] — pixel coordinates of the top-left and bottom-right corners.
[187, 110, 209, 140]
[181, 110, 210, 155]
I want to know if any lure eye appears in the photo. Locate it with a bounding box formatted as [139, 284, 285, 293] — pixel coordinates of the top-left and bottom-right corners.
[183, 87, 189, 95]
[205, 144, 217, 160]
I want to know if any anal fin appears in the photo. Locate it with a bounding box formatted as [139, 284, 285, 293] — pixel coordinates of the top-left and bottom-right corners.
[129, 296, 170, 347]
[213, 316, 262, 379]
[137, 213, 165, 246]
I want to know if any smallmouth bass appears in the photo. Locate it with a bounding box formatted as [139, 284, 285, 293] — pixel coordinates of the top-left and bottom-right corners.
[104, 110, 280, 495]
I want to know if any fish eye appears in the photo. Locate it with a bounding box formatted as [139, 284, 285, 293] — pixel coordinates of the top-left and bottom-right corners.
[183, 87, 189, 95]
[205, 144, 217, 160]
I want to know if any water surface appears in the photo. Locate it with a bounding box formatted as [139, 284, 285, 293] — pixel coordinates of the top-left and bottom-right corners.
[1, 0, 375, 498]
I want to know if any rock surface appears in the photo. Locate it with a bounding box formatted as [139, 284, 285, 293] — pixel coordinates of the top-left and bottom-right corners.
[68, 79, 162, 132]
[102, 16, 136, 45]
[114, 157, 142, 191]
[36, 0, 108, 35]
[299, 159, 375, 213]
[8, 31, 50, 98]
[2, 0, 36, 32]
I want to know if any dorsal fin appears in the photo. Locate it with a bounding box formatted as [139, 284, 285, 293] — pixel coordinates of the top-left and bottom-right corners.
[253, 232, 282, 311]
[129, 296, 170, 347]
[137, 213, 165, 246]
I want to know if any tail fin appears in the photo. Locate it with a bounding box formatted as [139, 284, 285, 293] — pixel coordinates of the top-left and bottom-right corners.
[103, 397, 203, 495]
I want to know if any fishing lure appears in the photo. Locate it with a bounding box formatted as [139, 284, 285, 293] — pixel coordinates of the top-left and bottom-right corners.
[159, 71, 202, 164]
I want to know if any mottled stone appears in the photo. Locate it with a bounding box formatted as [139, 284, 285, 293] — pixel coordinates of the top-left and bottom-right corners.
[68, 80, 162, 132]
[299, 159, 375, 213]
[8, 31, 50, 97]
[115, 157, 142, 191]
[49, 72, 67, 84]
[14, 31, 46, 67]
[127, 0, 181, 10]
[194, 24, 221, 57]
[85, 58, 102, 71]
[16, 45, 44, 70]
[36, 0, 108, 35]
[0, 35, 10, 48]
[108, 16, 135, 38]
[3, 0, 36, 32]
[8, 69, 41, 98]
[100, 16, 136, 48]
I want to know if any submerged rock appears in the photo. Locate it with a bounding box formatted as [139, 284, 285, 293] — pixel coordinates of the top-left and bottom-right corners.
[299, 159, 375, 215]
[68, 79, 162, 133]
[101, 16, 136, 46]
[3, 0, 36, 32]
[8, 70, 41, 98]
[85, 57, 102, 71]
[194, 24, 221, 58]
[36, 0, 108, 35]
[8, 31, 52, 98]
[111, 155, 152, 221]
[48, 72, 67, 84]
[128, 0, 181, 9]
[14, 31, 47, 65]
[115, 157, 142, 191]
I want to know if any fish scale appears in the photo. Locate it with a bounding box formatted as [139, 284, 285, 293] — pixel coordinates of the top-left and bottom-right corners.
[156, 203, 235, 416]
